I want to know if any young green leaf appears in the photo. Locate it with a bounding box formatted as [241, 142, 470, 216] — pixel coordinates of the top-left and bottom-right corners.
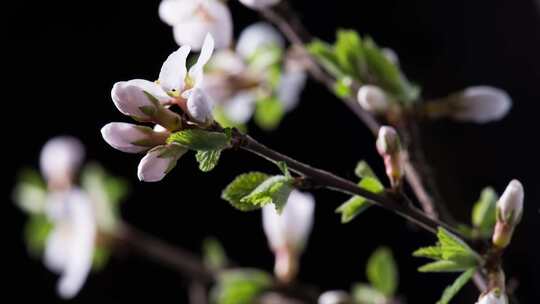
[354, 161, 378, 179]
[366, 247, 399, 296]
[336, 196, 371, 223]
[240, 175, 294, 212]
[471, 187, 498, 237]
[168, 129, 230, 151]
[436, 268, 476, 304]
[196, 150, 222, 172]
[307, 39, 344, 78]
[359, 176, 384, 193]
[254, 97, 285, 131]
[437, 228, 480, 262]
[352, 283, 386, 304]
[203, 237, 228, 271]
[276, 161, 291, 178]
[222, 172, 270, 211]
[334, 77, 353, 98]
[210, 269, 273, 304]
[24, 214, 53, 256]
[335, 29, 366, 80]
[13, 169, 48, 214]
[418, 260, 472, 273]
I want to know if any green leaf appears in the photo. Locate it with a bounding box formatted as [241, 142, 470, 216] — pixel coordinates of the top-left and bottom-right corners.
[210, 269, 273, 304]
[471, 187, 498, 237]
[437, 228, 480, 262]
[352, 283, 386, 304]
[418, 260, 472, 273]
[222, 172, 270, 211]
[254, 97, 285, 131]
[240, 175, 294, 212]
[13, 169, 47, 214]
[335, 29, 367, 80]
[363, 37, 420, 104]
[307, 39, 344, 78]
[359, 176, 384, 193]
[367, 247, 399, 296]
[24, 214, 53, 256]
[336, 196, 371, 223]
[354, 161, 378, 179]
[92, 245, 111, 271]
[196, 150, 222, 172]
[168, 129, 230, 151]
[413, 246, 444, 260]
[276, 161, 291, 178]
[436, 268, 476, 304]
[334, 77, 353, 98]
[203, 237, 228, 270]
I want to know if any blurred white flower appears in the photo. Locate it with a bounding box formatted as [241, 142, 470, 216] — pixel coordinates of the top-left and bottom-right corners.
[40, 136, 85, 190]
[159, 0, 232, 50]
[450, 86, 512, 123]
[357, 85, 389, 113]
[318, 290, 350, 304]
[101, 122, 169, 153]
[262, 190, 314, 282]
[476, 290, 508, 304]
[137, 143, 188, 182]
[238, 0, 281, 9]
[44, 189, 96, 299]
[235, 22, 284, 59]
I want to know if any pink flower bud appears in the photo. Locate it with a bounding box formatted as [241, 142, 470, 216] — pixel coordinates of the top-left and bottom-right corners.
[101, 122, 169, 154]
[492, 180, 524, 248]
[451, 86, 512, 123]
[357, 85, 389, 113]
[137, 144, 188, 182]
[376, 126, 403, 188]
[40, 136, 85, 189]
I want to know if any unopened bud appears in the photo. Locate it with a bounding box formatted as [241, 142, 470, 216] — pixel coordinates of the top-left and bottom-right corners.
[137, 143, 188, 182]
[449, 86, 512, 123]
[492, 180, 524, 248]
[238, 0, 281, 9]
[476, 289, 508, 304]
[357, 85, 389, 113]
[376, 126, 403, 188]
[101, 123, 169, 154]
[318, 290, 350, 304]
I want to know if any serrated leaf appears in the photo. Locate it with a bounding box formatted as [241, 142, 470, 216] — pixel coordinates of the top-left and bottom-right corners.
[437, 228, 480, 262]
[436, 268, 476, 304]
[240, 175, 294, 212]
[203, 237, 228, 270]
[418, 260, 472, 273]
[352, 283, 386, 304]
[222, 172, 270, 211]
[354, 161, 378, 179]
[336, 196, 371, 223]
[367, 247, 399, 296]
[210, 269, 273, 304]
[196, 150, 221, 172]
[472, 187, 498, 237]
[254, 97, 285, 131]
[413, 246, 444, 260]
[168, 129, 230, 151]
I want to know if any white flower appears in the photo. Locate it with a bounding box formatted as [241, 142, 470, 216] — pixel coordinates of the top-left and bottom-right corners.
[222, 92, 257, 124]
[262, 190, 314, 282]
[357, 85, 390, 113]
[44, 189, 96, 299]
[137, 143, 188, 182]
[318, 290, 350, 304]
[159, 0, 232, 50]
[101, 122, 169, 153]
[476, 290, 508, 304]
[236, 22, 284, 60]
[497, 179, 524, 224]
[40, 136, 85, 189]
[450, 86, 512, 123]
[238, 0, 281, 9]
[278, 61, 307, 111]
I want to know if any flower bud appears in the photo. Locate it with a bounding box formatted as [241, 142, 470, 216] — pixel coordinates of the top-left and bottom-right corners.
[40, 136, 85, 190]
[183, 88, 214, 124]
[238, 0, 281, 9]
[318, 290, 350, 304]
[137, 143, 188, 182]
[476, 289, 508, 304]
[262, 190, 314, 283]
[357, 85, 389, 113]
[449, 86, 512, 123]
[376, 126, 403, 188]
[492, 179, 524, 249]
[101, 122, 169, 153]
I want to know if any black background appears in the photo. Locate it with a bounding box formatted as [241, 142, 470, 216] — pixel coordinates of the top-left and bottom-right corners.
[6, 0, 540, 303]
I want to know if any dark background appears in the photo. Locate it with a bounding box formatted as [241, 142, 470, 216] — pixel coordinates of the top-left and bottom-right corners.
[6, 0, 540, 303]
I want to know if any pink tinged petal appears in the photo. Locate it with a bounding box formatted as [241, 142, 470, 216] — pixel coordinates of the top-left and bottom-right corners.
[171, 0, 232, 50]
[111, 82, 160, 119]
[238, 0, 281, 9]
[188, 33, 215, 86]
[236, 22, 283, 59]
[452, 86, 512, 123]
[158, 0, 199, 26]
[498, 179, 524, 224]
[158, 45, 191, 93]
[223, 92, 256, 124]
[137, 144, 188, 182]
[101, 122, 168, 154]
[184, 88, 214, 123]
[40, 136, 85, 186]
[127, 79, 171, 104]
[262, 190, 315, 253]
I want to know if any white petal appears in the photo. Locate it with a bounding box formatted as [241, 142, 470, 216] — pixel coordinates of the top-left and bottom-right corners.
[318, 291, 350, 304]
[452, 86, 512, 123]
[206, 50, 246, 75]
[188, 33, 215, 86]
[44, 224, 70, 273]
[111, 81, 160, 118]
[236, 22, 284, 59]
[476, 290, 508, 304]
[184, 88, 214, 123]
[40, 136, 85, 186]
[137, 144, 188, 182]
[101, 122, 165, 153]
[171, 0, 232, 50]
[222, 92, 256, 124]
[262, 190, 315, 252]
[159, 0, 199, 26]
[158, 46, 191, 93]
[278, 69, 307, 111]
[498, 179, 524, 224]
[127, 79, 171, 103]
[238, 0, 281, 9]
